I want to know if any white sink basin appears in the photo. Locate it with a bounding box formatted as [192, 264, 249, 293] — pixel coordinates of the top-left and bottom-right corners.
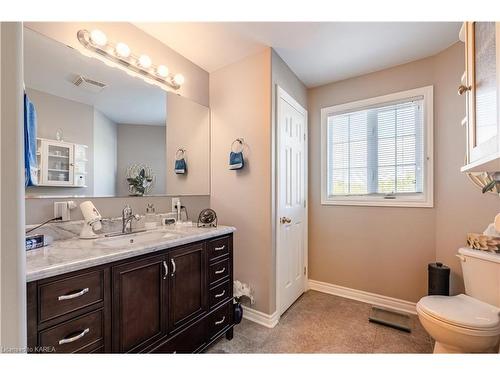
[96, 230, 178, 248]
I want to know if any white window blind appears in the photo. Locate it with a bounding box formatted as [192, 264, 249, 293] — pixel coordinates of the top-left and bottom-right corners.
[326, 97, 425, 198]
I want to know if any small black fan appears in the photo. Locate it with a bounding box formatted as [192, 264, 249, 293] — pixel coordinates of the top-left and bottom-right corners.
[197, 208, 217, 228]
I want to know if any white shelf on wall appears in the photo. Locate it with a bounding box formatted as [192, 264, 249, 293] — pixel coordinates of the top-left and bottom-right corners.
[35, 184, 88, 188]
[37, 138, 88, 187]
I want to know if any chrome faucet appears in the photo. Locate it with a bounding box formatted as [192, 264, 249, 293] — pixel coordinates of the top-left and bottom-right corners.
[122, 205, 140, 234]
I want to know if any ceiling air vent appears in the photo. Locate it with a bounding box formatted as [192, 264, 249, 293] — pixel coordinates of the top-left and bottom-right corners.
[72, 75, 107, 93]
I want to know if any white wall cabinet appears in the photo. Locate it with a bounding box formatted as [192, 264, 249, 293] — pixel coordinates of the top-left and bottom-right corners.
[460, 22, 500, 172]
[37, 138, 88, 187]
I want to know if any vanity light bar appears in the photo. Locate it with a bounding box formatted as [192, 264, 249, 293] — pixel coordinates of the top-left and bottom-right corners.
[77, 29, 184, 90]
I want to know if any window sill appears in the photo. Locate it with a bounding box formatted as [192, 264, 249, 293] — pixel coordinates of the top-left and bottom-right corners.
[321, 196, 433, 208]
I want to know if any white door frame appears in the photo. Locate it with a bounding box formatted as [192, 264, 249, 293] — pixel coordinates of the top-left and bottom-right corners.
[275, 85, 308, 316]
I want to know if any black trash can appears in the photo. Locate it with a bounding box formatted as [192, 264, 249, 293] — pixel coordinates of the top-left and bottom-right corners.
[428, 262, 450, 296]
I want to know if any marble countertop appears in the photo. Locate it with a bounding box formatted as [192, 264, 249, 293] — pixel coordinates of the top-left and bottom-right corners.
[26, 225, 236, 282]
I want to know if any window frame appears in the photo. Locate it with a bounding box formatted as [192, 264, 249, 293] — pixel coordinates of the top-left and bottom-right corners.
[320, 86, 434, 208]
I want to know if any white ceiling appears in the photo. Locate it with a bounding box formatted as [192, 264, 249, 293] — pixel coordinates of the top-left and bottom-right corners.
[24, 28, 166, 126]
[134, 22, 461, 87]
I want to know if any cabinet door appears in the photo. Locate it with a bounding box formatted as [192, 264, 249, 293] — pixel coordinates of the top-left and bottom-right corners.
[168, 243, 207, 332]
[465, 22, 499, 165]
[41, 140, 75, 186]
[112, 254, 168, 353]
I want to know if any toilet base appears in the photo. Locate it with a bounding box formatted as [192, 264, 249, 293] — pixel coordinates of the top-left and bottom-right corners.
[433, 342, 462, 354]
[433, 340, 500, 354]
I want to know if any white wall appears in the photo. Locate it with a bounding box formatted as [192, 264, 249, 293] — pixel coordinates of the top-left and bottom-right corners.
[0, 22, 26, 350]
[93, 109, 117, 196]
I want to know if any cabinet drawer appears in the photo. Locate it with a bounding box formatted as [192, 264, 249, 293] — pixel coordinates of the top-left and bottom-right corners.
[152, 318, 206, 354]
[207, 301, 232, 341]
[39, 270, 103, 323]
[207, 236, 230, 262]
[208, 258, 230, 285]
[39, 309, 104, 353]
[209, 281, 232, 310]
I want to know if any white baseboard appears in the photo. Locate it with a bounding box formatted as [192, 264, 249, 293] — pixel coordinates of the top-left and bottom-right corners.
[308, 279, 417, 315]
[242, 305, 280, 328]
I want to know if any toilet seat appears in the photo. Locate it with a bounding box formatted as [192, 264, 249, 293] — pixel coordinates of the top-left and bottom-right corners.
[417, 294, 500, 333]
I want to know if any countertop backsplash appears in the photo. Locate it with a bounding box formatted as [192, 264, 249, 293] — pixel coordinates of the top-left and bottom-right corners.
[26, 216, 150, 242]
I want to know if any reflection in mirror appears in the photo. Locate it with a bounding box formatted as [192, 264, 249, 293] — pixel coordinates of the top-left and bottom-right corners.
[24, 27, 210, 199]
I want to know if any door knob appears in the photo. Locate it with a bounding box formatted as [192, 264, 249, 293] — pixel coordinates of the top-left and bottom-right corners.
[458, 84, 471, 95]
[280, 217, 292, 224]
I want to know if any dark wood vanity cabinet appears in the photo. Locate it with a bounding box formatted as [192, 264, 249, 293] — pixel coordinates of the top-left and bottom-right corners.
[27, 234, 234, 354]
[112, 254, 168, 353]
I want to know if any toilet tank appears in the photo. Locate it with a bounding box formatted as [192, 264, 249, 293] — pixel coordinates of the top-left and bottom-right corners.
[458, 247, 500, 307]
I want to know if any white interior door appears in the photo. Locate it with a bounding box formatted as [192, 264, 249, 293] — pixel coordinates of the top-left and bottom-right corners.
[277, 86, 308, 315]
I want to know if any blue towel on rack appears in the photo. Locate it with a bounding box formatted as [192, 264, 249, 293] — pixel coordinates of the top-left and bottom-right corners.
[229, 151, 244, 170]
[24, 92, 38, 186]
[175, 158, 187, 174]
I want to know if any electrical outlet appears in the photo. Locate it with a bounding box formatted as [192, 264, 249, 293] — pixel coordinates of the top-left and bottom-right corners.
[171, 197, 180, 212]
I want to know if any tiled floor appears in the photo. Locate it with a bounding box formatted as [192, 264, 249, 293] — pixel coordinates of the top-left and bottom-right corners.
[207, 290, 433, 353]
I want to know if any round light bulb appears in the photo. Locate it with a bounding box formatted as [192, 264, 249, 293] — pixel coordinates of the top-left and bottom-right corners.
[89, 29, 108, 47]
[115, 42, 130, 58]
[156, 65, 169, 78]
[173, 73, 185, 86]
[138, 54, 152, 69]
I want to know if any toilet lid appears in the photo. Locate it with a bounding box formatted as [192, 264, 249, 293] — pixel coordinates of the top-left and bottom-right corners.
[418, 294, 500, 330]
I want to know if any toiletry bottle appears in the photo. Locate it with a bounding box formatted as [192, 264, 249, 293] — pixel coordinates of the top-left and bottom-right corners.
[145, 203, 157, 230]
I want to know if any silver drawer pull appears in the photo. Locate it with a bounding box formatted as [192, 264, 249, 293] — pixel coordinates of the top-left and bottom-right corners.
[214, 316, 225, 326]
[58, 328, 90, 345]
[214, 245, 226, 251]
[58, 288, 89, 301]
[214, 267, 226, 275]
[214, 290, 226, 298]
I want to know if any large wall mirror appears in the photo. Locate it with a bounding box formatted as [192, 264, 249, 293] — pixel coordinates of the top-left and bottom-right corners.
[24, 26, 210, 198]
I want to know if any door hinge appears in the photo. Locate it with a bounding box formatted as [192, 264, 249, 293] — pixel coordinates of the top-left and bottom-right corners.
[304, 133, 306, 141]
[304, 266, 307, 276]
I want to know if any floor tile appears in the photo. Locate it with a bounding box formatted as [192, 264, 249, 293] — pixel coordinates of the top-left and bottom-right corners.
[208, 290, 431, 354]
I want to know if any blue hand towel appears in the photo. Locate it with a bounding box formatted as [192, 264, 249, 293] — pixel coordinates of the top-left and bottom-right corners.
[229, 151, 244, 170]
[24, 93, 38, 186]
[175, 158, 187, 174]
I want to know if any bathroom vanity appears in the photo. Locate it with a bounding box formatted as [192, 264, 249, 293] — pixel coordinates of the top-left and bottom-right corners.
[26, 226, 235, 353]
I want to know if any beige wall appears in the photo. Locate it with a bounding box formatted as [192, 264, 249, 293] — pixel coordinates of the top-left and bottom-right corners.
[308, 42, 500, 303]
[23, 23, 211, 226]
[210, 49, 273, 313]
[25, 195, 210, 225]
[433, 44, 500, 295]
[166, 93, 210, 196]
[1, 22, 26, 349]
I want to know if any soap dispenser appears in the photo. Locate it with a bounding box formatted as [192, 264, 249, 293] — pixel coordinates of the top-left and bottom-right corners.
[144, 203, 157, 230]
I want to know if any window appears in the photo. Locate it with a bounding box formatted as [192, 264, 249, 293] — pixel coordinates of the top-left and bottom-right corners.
[321, 86, 433, 207]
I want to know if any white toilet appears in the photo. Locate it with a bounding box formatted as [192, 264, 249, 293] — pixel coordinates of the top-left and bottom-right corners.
[417, 247, 500, 353]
